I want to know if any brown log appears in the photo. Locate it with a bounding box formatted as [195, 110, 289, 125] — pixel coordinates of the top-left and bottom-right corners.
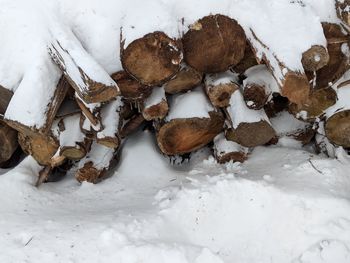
[75, 142, 116, 183]
[336, 0, 350, 27]
[310, 23, 350, 89]
[120, 114, 146, 139]
[142, 86, 169, 121]
[48, 27, 120, 104]
[301, 45, 329, 72]
[264, 94, 290, 118]
[164, 66, 203, 94]
[0, 121, 18, 164]
[0, 85, 13, 115]
[247, 29, 310, 104]
[121, 32, 182, 86]
[18, 132, 59, 166]
[0, 147, 23, 169]
[231, 41, 259, 74]
[183, 14, 246, 73]
[204, 71, 240, 108]
[315, 121, 337, 158]
[111, 71, 152, 102]
[213, 133, 248, 164]
[325, 80, 350, 147]
[225, 89, 275, 147]
[289, 87, 337, 121]
[157, 111, 224, 155]
[75, 95, 101, 130]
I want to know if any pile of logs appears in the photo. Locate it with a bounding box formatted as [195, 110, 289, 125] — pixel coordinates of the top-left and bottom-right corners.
[1, 2, 350, 185]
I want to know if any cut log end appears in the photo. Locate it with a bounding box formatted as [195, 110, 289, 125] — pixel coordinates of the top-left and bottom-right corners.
[75, 162, 104, 184]
[142, 99, 169, 121]
[243, 84, 269, 110]
[164, 67, 203, 94]
[301, 45, 330, 72]
[207, 83, 239, 108]
[96, 136, 120, 149]
[325, 110, 350, 147]
[282, 72, 310, 105]
[157, 111, 224, 155]
[183, 14, 246, 73]
[121, 32, 182, 86]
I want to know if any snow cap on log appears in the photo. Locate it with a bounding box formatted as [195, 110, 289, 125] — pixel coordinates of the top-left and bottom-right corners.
[142, 86, 169, 121]
[205, 71, 240, 108]
[226, 89, 275, 147]
[183, 14, 246, 73]
[213, 133, 248, 164]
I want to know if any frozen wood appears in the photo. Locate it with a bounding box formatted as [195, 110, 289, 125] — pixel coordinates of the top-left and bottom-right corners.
[310, 23, 350, 89]
[213, 133, 248, 164]
[4, 56, 64, 135]
[247, 29, 310, 104]
[336, 0, 350, 27]
[325, 78, 350, 147]
[301, 45, 329, 72]
[75, 94, 101, 128]
[264, 94, 290, 118]
[111, 71, 152, 102]
[164, 66, 203, 94]
[242, 65, 279, 110]
[205, 71, 240, 108]
[183, 14, 246, 73]
[120, 114, 145, 139]
[121, 31, 182, 86]
[48, 27, 120, 104]
[0, 121, 18, 164]
[75, 142, 116, 183]
[96, 97, 124, 149]
[142, 86, 169, 121]
[289, 87, 337, 121]
[0, 85, 13, 115]
[225, 89, 275, 147]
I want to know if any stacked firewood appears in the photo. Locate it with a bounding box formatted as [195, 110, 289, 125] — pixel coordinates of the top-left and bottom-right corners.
[1, 2, 350, 185]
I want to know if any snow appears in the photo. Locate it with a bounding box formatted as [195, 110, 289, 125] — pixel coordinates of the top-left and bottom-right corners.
[205, 71, 238, 87]
[227, 89, 270, 128]
[271, 111, 310, 137]
[166, 87, 214, 121]
[97, 97, 123, 140]
[78, 141, 114, 170]
[1, 131, 350, 262]
[144, 86, 166, 109]
[213, 133, 248, 155]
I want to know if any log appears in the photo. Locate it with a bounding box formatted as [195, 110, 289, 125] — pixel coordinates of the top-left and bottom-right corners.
[289, 87, 337, 121]
[111, 71, 152, 102]
[75, 142, 116, 183]
[75, 94, 101, 131]
[247, 29, 310, 104]
[96, 97, 124, 148]
[142, 86, 169, 121]
[0, 147, 23, 169]
[4, 58, 65, 135]
[157, 88, 224, 155]
[164, 66, 203, 94]
[231, 41, 259, 74]
[183, 14, 246, 73]
[310, 23, 350, 89]
[0, 85, 13, 115]
[213, 133, 248, 164]
[48, 26, 120, 104]
[225, 89, 275, 147]
[120, 114, 146, 139]
[336, 0, 350, 27]
[0, 121, 18, 164]
[52, 113, 89, 160]
[242, 65, 279, 110]
[204, 71, 240, 108]
[264, 94, 290, 118]
[301, 45, 329, 72]
[121, 31, 182, 86]
[325, 78, 350, 147]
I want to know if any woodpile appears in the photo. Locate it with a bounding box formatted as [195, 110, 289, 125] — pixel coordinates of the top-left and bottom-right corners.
[1, 5, 350, 185]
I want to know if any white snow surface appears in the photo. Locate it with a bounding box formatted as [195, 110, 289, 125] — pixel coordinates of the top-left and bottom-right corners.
[1, 131, 350, 262]
[214, 133, 248, 155]
[205, 71, 238, 87]
[227, 89, 270, 129]
[97, 97, 123, 140]
[166, 87, 214, 121]
[144, 86, 166, 109]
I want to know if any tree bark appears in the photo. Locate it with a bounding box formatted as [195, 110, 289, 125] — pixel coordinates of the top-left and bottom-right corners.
[183, 14, 246, 73]
[336, 0, 350, 27]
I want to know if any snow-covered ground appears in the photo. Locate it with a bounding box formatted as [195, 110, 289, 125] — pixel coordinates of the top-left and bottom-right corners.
[1, 131, 350, 263]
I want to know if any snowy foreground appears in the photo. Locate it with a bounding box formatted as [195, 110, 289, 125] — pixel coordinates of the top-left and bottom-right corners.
[1, 131, 350, 263]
